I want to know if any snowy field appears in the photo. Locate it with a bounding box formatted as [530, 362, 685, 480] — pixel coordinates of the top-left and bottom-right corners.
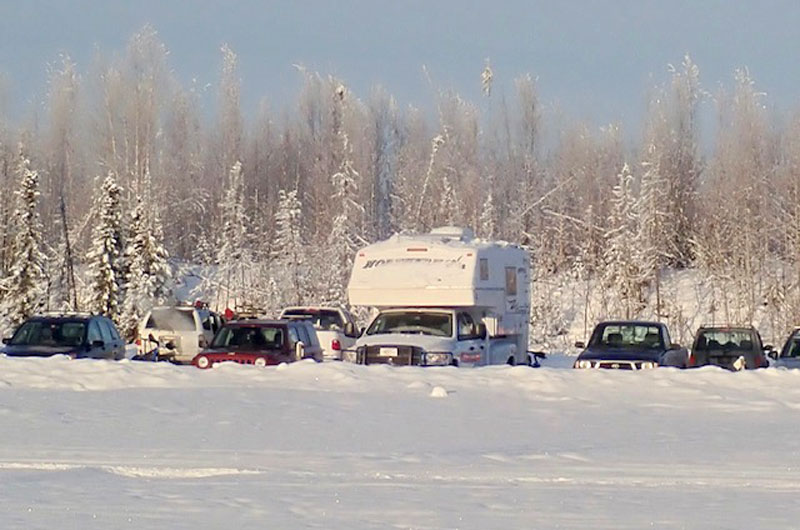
[1, 355, 800, 529]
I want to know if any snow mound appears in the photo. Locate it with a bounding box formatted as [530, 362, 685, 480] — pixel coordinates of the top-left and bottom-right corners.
[430, 385, 448, 398]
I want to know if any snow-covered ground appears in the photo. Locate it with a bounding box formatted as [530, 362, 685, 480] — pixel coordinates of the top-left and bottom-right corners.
[1, 355, 799, 529]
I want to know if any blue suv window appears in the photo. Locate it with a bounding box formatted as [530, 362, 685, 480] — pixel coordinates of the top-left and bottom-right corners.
[87, 321, 103, 343]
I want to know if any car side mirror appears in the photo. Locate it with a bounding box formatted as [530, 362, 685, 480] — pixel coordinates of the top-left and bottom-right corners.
[574, 341, 585, 349]
[768, 350, 778, 360]
[476, 323, 487, 340]
[2, 337, 10, 345]
[92, 340, 105, 348]
[359, 327, 365, 337]
[344, 322, 358, 338]
[763, 344, 774, 352]
[294, 341, 305, 361]
[147, 333, 158, 344]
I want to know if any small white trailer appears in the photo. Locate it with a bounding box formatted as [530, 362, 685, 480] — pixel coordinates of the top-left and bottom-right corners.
[346, 227, 532, 366]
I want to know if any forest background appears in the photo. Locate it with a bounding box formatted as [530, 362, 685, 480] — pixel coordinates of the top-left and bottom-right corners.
[0, 27, 797, 347]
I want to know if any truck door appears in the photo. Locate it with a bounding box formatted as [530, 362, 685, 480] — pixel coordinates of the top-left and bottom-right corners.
[778, 338, 800, 369]
[455, 312, 486, 365]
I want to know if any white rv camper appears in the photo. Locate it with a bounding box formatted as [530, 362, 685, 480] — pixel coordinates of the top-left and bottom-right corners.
[346, 227, 532, 366]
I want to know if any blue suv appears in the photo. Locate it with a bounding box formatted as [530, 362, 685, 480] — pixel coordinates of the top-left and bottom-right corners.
[1, 313, 126, 360]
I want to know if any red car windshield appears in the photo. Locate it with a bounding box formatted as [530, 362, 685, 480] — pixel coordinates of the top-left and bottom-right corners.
[211, 326, 283, 350]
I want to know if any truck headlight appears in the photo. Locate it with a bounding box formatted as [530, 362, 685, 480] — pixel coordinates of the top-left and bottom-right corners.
[639, 361, 658, 370]
[574, 359, 593, 369]
[423, 352, 453, 366]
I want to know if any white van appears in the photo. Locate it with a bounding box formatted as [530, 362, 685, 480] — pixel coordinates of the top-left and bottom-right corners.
[137, 305, 223, 363]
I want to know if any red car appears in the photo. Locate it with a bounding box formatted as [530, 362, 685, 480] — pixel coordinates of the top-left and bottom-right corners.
[191, 319, 323, 369]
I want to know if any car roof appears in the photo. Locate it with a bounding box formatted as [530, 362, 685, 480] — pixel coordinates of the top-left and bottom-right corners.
[28, 313, 97, 322]
[595, 320, 665, 327]
[697, 326, 756, 332]
[224, 319, 297, 327]
[282, 306, 342, 312]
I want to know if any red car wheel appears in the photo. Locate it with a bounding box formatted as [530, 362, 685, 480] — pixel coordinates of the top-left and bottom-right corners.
[254, 357, 267, 367]
[195, 355, 211, 369]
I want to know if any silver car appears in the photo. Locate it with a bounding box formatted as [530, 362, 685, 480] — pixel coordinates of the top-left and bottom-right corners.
[771, 328, 800, 369]
[279, 306, 359, 361]
[137, 305, 223, 363]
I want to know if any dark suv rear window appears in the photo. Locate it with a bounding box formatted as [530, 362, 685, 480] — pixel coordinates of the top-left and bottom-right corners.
[694, 329, 758, 351]
[211, 325, 284, 349]
[146, 308, 196, 331]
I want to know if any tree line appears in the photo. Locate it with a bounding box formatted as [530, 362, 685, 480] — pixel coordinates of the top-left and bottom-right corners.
[0, 26, 798, 343]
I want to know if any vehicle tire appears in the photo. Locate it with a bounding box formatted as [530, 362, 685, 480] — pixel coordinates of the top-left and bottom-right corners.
[254, 357, 267, 367]
[507, 356, 515, 366]
[195, 355, 211, 369]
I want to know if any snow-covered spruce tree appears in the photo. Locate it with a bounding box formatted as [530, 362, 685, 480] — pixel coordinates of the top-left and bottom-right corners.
[272, 188, 304, 307]
[478, 189, 496, 239]
[86, 173, 125, 320]
[1, 152, 48, 328]
[602, 164, 645, 319]
[636, 142, 668, 314]
[327, 131, 366, 304]
[214, 161, 251, 311]
[437, 174, 460, 226]
[218, 44, 243, 180]
[412, 133, 446, 231]
[118, 176, 171, 340]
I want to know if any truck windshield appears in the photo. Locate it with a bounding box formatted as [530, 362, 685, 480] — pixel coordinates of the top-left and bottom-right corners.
[366, 312, 452, 337]
[590, 324, 663, 349]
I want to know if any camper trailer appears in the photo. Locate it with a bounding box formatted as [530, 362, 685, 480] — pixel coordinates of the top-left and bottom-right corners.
[346, 227, 532, 366]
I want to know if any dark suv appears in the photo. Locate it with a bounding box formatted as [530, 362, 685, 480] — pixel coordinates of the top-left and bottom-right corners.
[1, 313, 126, 360]
[688, 326, 769, 370]
[191, 319, 323, 369]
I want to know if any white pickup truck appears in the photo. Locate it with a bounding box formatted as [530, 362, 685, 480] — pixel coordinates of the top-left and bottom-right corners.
[279, 306, 359, 361]
[346, 226, 533, 367]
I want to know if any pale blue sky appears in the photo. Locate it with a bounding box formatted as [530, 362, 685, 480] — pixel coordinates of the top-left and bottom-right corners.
[1, 0, 799, 128]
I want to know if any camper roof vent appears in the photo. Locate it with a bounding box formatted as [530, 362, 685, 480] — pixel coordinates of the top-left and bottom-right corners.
[429, 226, 475, 241]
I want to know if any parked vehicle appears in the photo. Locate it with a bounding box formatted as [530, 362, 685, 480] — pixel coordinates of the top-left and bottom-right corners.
[573, 320, 687, 370]
[279, 306, 359, 360]
[130, 334, 178, 362]
[771, 327, 800, 368]
[1, 313, 126, 360]
[347, 226, 533, 366]
[191, 319, 323, 369]
[688, 325, 769, 370]
[137, 304, 223, 363]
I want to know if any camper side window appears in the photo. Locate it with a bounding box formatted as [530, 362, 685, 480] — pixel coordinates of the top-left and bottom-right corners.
[505, 267, 517, 296]
[479, 259, 489, 281]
